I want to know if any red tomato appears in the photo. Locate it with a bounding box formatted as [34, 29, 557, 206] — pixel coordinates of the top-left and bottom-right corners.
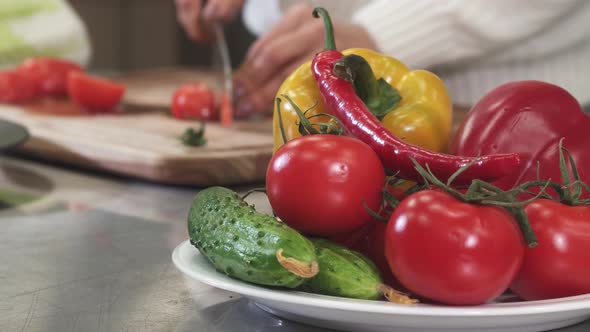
[67, 72, 125, 111]
[0, 70, 37, 103]
[171, 83, 216, 121]
[386, 190, 525, 305]
[511, 199, 590, 300]
[19, 57, 83, 96]
[266, 135, 385, 237]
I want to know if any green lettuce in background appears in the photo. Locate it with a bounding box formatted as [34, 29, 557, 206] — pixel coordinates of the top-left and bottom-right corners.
[0, 0, 58, 20]
[0, 0, 90, 68]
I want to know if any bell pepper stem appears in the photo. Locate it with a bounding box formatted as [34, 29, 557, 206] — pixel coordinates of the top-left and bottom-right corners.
[333, 54, 402, 119]
[312, 7, 336, 51]
[334, 54, 379, 103]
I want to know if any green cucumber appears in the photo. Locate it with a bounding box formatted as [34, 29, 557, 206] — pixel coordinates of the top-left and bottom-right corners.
[302, 238, 416, 304]
[187, 186, 318, 288]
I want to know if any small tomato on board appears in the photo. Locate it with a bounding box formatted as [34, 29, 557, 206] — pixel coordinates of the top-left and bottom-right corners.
[171, 83, 216, 121]
[19, 57, 83, 96]
[67, 72, 126, 111]
[386, 190, 525, 305]
[511, 200, 590, 300]
[0, 70, 37, 103]
[266, 135, 385, 237]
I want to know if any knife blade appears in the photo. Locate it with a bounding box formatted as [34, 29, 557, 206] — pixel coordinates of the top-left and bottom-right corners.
[211, 22, 234, 127]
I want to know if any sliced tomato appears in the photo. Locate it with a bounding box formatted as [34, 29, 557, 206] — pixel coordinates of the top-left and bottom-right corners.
[0, 70, 38, 103]
[19, 57, 83, 96]
[67, 72, 126, 111]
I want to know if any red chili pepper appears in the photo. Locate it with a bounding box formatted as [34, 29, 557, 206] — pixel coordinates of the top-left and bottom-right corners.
[310, 7, 520, 184]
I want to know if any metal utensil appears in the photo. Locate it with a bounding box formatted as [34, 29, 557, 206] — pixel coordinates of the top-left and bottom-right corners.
[211, 22, 234, 126]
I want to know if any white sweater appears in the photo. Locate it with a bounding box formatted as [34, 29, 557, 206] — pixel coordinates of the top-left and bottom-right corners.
[243, 0, 590, 106]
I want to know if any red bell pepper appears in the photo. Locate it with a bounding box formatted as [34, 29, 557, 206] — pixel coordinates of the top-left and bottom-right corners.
[451, 81, 589, 197]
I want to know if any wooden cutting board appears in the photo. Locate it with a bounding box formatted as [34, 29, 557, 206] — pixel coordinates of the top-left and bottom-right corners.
[119, 67, 224, 110]
[0, 68, 274, 186]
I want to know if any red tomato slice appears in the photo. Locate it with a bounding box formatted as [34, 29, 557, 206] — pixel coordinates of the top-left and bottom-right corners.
[67, 72, 126, 111]
[0, 70, 38, 103]
[19, 57, 83, 96]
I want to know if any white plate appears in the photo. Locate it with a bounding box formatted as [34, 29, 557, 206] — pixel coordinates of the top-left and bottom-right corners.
[172, 240, 590, 332]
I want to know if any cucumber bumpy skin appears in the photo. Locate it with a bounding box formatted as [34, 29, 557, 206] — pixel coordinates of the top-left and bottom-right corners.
[188, 186, 318, 288]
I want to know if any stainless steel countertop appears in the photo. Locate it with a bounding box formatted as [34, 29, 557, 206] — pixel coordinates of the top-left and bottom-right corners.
[0, 156, 588, 332]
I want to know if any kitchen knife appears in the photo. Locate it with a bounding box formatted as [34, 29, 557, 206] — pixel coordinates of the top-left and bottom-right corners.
[211, 22, 234, 127]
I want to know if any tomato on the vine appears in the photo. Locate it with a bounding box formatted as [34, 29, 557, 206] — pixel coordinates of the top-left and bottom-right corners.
[511, 199, 590, 300]
[386, 190, 525, 305]
[171, 83, 216, 121]
[266, 135, 385, 237]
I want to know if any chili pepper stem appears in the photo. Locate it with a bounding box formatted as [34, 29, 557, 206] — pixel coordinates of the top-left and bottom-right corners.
[312, 8, 336, 50]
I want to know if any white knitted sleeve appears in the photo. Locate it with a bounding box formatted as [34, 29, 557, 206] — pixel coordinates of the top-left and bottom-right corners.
[352, 0, 585, 69]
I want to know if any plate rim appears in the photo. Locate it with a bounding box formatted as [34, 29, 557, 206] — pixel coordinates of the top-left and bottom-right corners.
[0, 118, 29, 151]
[172, 239, 590, 317]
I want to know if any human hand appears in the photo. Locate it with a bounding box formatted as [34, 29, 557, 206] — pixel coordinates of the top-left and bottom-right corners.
[232, 3, 377, 117]
[175, 0, 244, 41]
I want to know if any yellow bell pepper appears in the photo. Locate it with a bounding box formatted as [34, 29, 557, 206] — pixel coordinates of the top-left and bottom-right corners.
[272, 48, 453, 153]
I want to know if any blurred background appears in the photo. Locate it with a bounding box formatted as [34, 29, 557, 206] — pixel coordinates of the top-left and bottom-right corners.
[70, 0, 254, 71]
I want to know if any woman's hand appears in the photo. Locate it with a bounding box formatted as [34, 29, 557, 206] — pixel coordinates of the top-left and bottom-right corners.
[233, 3, 377, 117]
[175, 0, 244, 41]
